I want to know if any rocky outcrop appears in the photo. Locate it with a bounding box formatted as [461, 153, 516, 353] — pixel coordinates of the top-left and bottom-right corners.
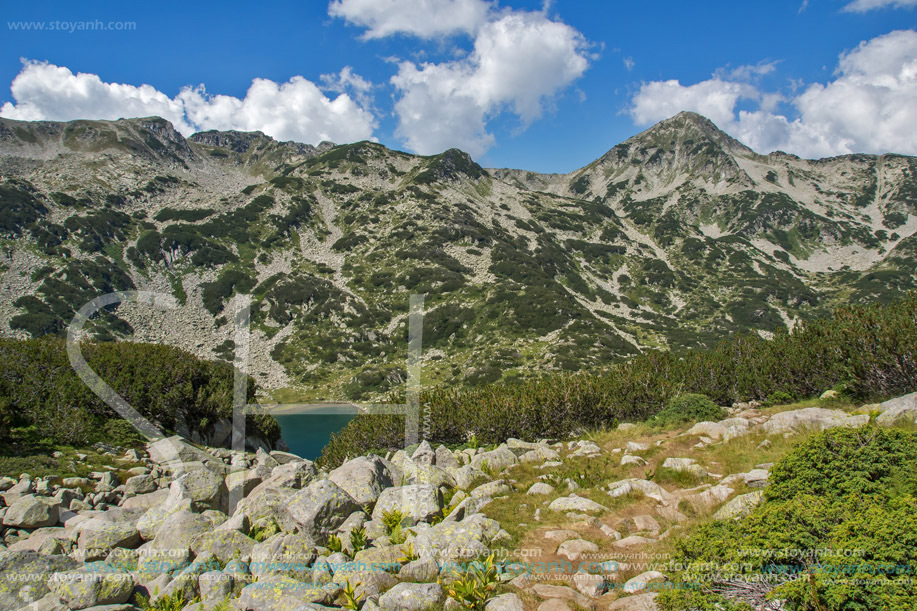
[763, 408, 869, 435]
[876, 392, 917, 426]
[2, 393, 915, 611]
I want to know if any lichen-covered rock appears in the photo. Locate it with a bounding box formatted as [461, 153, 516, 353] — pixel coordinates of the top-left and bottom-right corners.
[282, 479, 360, 545]
[149, 510, 213, 551]
[225, 469, 263, 500]
[631, 514, 661, 534]
[485, 593, 525, 611]
[198, 570, 233, 604]
[547, 494, 608, 513]
[684, 421, 726, 440]
[146, 436, 212, 467]
[155, 573, 199, 606]
[263, 460, 317, 490]
[661, 458, 708, 478]
[190, 530, 257, 564]
[398, 557, 440, 582]
[470, 480, 511, 499]
[876, 392, 917, 426]
[623, 570, 666, 593]
[328, 456, 394, 506]
[556, 539, 598, 561]
[121, 488, 170, 511]
[353, 545, 404, 568]
[681, 484, 734, 512]
[570, 441, 602, 456]
[372, 485, 442, 525]
[607, 479, 672, 504]
[621, 455, 648, 467]
[470, 447, 517, 473]
[613, 535, 657, 548]
[535, 599, 572, 611]
[0, 551, 79, 610]
[7, 527, 72, 555]
[231, 484, 297, 529]
[14, 592, 69, 611]
[250, 534, 315, 580]
[123, 474, 156, 496]
[402, 462, 457, 489]
[452, 466, 489, 491]
[435, 445, 460, 470]
[236, 575, 329, 611]
[136, 483, 193, 540]
[763, 408, 868, 435]
[441, 496, 491, 523]
[76, 518, 140, 552]
[412, 514, 500, 563]
[743, 469, 769, 488]
[713, 491, 764, 520]
[378, 582, 444, 611]
[170, 464, 227, 511]
[48, 570, 134, 609]
[2, 496, 59, 528]
[411, 441, 436, 466]
[531, 584, 591, 608]
[572, 571, 605, 597]
[331, 564, 399, 600]
[607, 592, 658, 611]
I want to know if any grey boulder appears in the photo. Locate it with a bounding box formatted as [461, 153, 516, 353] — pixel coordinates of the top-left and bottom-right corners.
[49, 570, 134, 609]
[379, 582, 444, 611]
[2, 496, 59, 528]
[283, 479, 361, 545]
[328, 456, 394, 506]
[372, 485, 442, 525]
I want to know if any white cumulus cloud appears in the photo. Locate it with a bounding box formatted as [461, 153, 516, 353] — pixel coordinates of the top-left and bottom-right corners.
[328, 0, 493, 39]
[390, 11, 590, 156]
[628, 29, 917, 159]
[842, 0, 917, 12]
[0, 61, 194, 132]
[0, 60, 377, 145]
[629, 79, 759, 128]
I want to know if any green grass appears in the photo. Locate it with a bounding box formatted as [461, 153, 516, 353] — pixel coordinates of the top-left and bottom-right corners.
[0, 427, 143, 479]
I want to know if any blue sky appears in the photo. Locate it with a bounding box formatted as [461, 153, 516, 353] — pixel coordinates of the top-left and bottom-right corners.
[1, 0, 915, 172]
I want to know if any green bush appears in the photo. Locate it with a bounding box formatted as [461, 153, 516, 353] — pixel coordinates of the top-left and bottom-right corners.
[766, 390, 794, 405]
[201, 269, 257, 315]
[658, 426, 917, 611]
[0, 397, 10, 440]
[653, 393, 724, 427]
[101, 419, 147, 448]
[153, 207, 214, 222]
[0, 338, 278, 448]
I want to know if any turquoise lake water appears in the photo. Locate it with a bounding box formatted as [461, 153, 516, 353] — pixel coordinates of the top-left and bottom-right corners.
[274, 405, 358, 460]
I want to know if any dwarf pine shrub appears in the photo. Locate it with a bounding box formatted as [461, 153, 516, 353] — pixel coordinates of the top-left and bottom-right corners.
[0, 337, 279, 447]
[653, 393, 725, 427]
[658, 426, 917, 610]
[320, 293, 917, 467]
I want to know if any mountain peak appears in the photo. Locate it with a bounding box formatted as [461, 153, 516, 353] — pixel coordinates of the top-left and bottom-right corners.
[630, 111, 753, 156]
[415, 147, 487, 183]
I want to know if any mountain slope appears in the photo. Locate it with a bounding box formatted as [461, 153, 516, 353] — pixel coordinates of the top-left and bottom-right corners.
[1, 112, 915, 400]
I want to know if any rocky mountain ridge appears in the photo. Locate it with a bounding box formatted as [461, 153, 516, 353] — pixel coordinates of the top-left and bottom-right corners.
[1, 112, 915, 399]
